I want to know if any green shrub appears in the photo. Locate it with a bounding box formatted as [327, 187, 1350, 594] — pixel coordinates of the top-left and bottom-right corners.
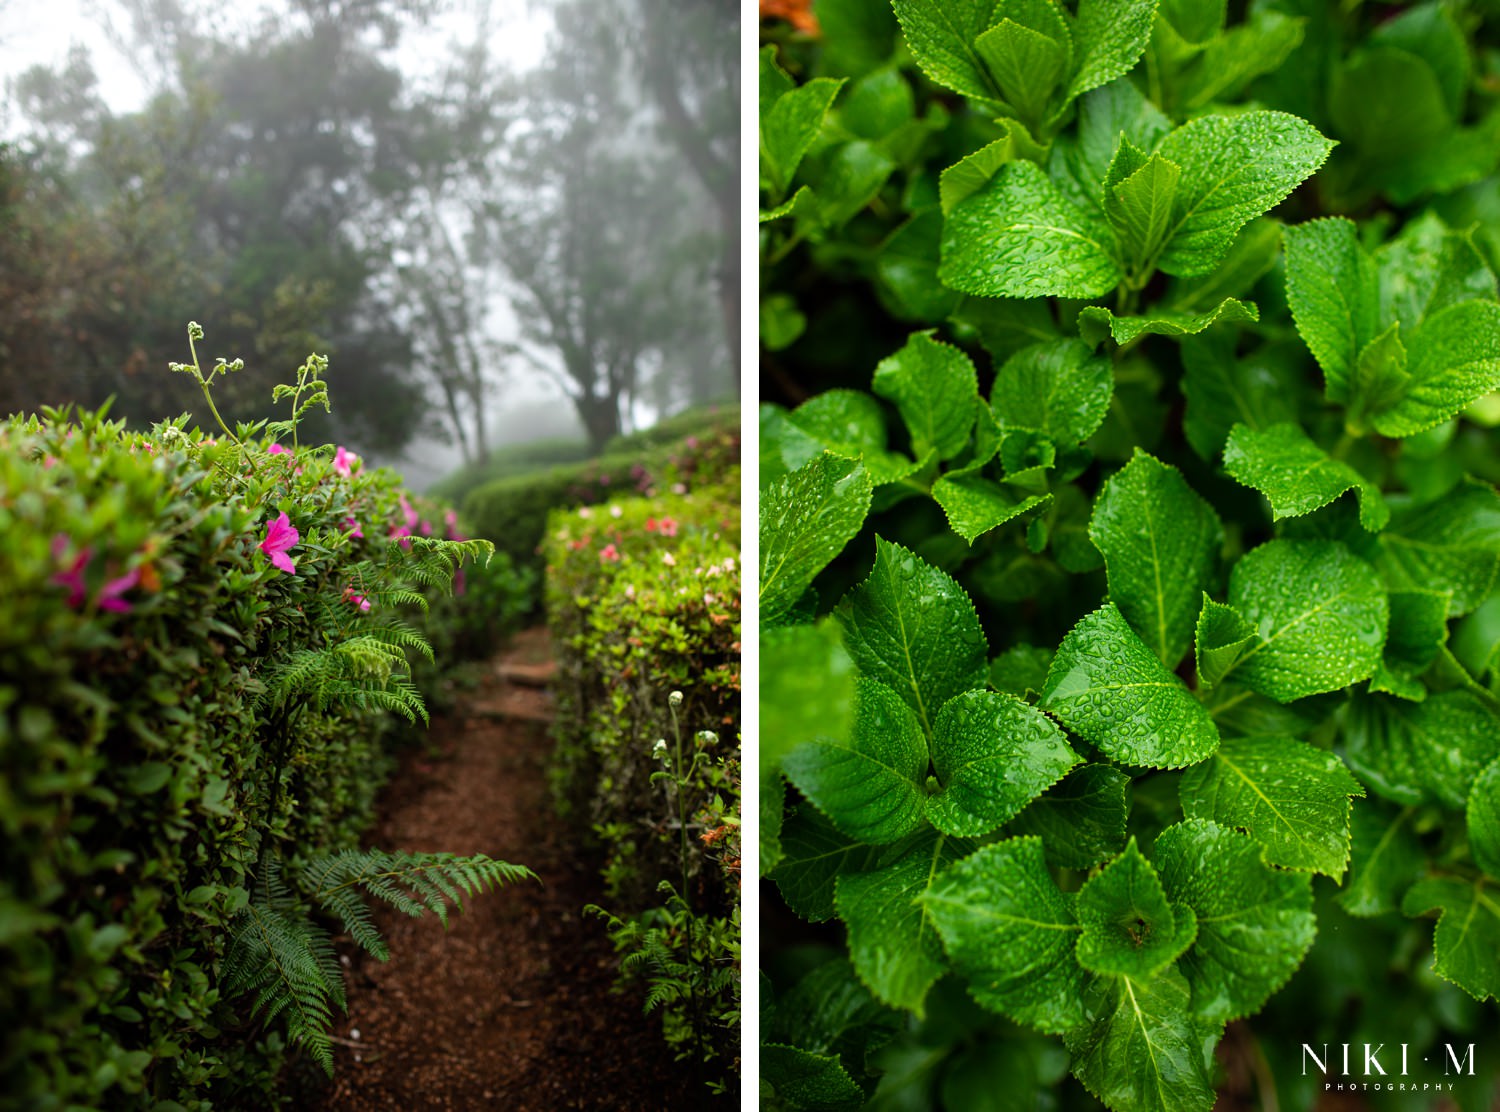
[424, 437, 592, 506]
[601, 402, 738, 456]
[463, 420, 740, 574]
[0, 398, 499, 1109]
[543, 480, 741, 1083]
[760, 4, 1500, 1112]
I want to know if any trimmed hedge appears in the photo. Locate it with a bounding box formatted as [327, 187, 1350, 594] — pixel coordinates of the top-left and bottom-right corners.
[0, 406, 507, 1109]
[462, 420, 740, 574]
[543, 478, 741, 1079]
[600, 402, 737, 456]
[424, 437, 592, 507]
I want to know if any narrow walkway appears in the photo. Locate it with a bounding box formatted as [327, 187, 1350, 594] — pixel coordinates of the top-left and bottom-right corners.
[300, 627, 709, 1110]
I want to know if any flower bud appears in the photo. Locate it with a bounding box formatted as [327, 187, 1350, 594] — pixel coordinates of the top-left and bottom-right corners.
[669, 690, 683, 708]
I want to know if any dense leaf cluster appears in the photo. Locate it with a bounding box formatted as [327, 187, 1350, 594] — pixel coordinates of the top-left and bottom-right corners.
[544, 460, 741, 1084]
[0, 403, 512, 1108]
[760, 2, 1500, 1110]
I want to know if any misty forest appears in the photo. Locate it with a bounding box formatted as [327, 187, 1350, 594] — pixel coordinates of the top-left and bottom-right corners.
[0, 0, 741, 1107]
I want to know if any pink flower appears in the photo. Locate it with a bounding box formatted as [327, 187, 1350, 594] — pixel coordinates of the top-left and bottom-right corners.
[333, 445, 358, 476]
[345, 516, 364, 539]
[600, 544, 620, 562]
[454, 568, 467, 596]
[259, 512, 299, 574]
[343, 586, 371, 612]
[658, 517, 679, 537]
[645, 518, 658, 533]
[99, 568, 140, 613]
[419, 520, 433, 536]
[268, 444, 291, 456]
[398, 494, 419, 529]
[389, 524, 412, 549]
[50, 536, 92, 608]
[685, 436, 699, 450]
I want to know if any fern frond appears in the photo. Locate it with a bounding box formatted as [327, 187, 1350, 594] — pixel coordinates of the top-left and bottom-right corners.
[222, 860, 343, 1075]
[365, 619, 436, 664]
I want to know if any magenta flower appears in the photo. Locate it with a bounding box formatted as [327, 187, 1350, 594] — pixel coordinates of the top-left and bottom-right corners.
[398, 494, 419, 529]
[388, 523, 412, 549]
[259, 512, 299, 574]
[342, 586, 371, 612]
[600, 543, 620, 562]
[268, 444, 291, 456]
[99, 568, 140, 613]
[344, 516, 364, 539]
[50, 535, 92, 608]
[334, 446, 357, 477]
[454, 568, 467, 597]
[419, 520, 433, 537]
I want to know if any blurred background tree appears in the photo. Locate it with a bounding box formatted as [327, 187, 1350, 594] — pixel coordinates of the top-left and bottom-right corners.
[0, 0, 737, 470]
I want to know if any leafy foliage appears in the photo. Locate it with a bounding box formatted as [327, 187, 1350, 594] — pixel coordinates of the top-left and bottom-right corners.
[761, 2, 1500, 1110]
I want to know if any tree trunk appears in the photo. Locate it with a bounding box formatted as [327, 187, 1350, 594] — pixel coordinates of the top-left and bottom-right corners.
[576, 393, 621, 455]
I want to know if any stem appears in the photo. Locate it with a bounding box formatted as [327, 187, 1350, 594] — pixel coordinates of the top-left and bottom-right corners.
[1440, 646, 1500, 714]
[186, 330, 257, 475]
[667, 696, 705, 1069]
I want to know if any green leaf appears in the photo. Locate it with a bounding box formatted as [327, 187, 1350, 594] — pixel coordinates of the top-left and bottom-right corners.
[1338, 802, 1424, 917]
[1194, 596, 1258, 691]
[1154, 819, 1316, 1024]
[989, 643, 1054, 698]
[1077, 297, 1258, 349]
[1105, 149, 1181, 273]
[876, 211, 964, 322]
[1008, 763, 1130, 869]
[889, 0, 1009, 101]
[773, 806, 880, 922]
[1090, 450, 1223, 667]
[1372, 300, 1500, 437]
[1155, 112, 1334, 278]
[1179, 331, 1306, 459]
[1372, 3, 1470, 119]
[931, 468, 1052, 544]
[783, 679, 930, 846]
[786, 390, 915, 485]
[1470, 760, 1500, 879]
[761, 1043, 865, 1111]
[871, 332, 978, 462]
[1075, 840, 1197, 979]
[1065, 968, 1217, 1112]
[1041, 602, 1220, 769]
[927, 690, 1079, 837]
[1220, 539, 1388, 702]
[938, 123, 1048, 215]
[1342, 691, 1500, 810]
[1222, 422, 1389, 532]
[1170, 10, 1306, 116]
[1166, 218, 1283, 314]
[975, 18, 1068, 126]
[1402, 876, 1500, 1002]
[761, 454, 875, 627]
[814, 0, 899, 77]
[837, 829, 969, 1013]
[940, 161, 1121, 299]
[991, 338, 1112, 444]
[1371, 480, 1500, 618]
[761, 294, 808, 352]
[1370, 589, 1449, 701]
[1066, 0, 1159, 102]
[837, 538, 990, 737]
[921, 837, 1086, 1033]
[760, 48, 846, 197]
[815, 140, 898, 228]
[1179, 734, 1365, 877]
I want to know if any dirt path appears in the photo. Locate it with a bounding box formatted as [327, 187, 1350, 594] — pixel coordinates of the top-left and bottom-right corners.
[295, 628, 721, 1110]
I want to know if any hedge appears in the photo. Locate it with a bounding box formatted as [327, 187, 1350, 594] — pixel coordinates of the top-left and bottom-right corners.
[0, 404, 510, 1109]
[423, 437, 592, 508]
[543, 476, 741, 1083]
[462, 419, 740, 574]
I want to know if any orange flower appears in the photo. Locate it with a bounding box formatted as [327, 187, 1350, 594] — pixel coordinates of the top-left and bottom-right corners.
[760, 0, 818, 35]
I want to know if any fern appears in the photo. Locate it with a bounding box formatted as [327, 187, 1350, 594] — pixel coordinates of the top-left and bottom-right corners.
[224, 850, 534, 1074]
[256, 636, 430, 723]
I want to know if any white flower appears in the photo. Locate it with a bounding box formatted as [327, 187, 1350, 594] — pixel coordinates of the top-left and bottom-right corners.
[578, 505, 593, 518]
[669, 690, 683, 707]
[610, 505, 623, 518]
[662, 551, 676, 566]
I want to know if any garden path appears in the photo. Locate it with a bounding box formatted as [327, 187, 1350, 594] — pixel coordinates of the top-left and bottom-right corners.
[300, 627, 706, 1110]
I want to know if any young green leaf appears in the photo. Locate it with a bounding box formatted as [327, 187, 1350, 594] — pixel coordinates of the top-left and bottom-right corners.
[921, 837, 1087, 1033]
[931, 468, 1053, 543]
[1179, 734, 1366, 877]
[1066, 0, 1158, 102]
[1089, 450, 1223, 667]
[1104, 147, 1181, 273]
[1075, 840, 1197, 979]
[837, 538, 990, 737]
[760, 46, 846, 198]
[1220, 539, 1388, 702]
[927, 689, 1079, 837]
[938, 124, 1048, 215]
[871, 332, 979, 462]
[990, 338, 1112, 445]
[1194, 596, 1258, 691]
[1041, 602, 1220, 768]
[1222, 422, 1390, 531]
[1065, 968, 1218, 1112]
[772, 806, 880, 922]
[782, 679, 930, 846]
[1154, 819, 1316, 1024]
[784, 389, 917, 484]
[836, 829, 970, 1013]
[761, 454, 875, 627]
[1076, 298, 1258, 348]
[1007, 763, 1130, 869]
[1401, 876, 1500, 1002]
